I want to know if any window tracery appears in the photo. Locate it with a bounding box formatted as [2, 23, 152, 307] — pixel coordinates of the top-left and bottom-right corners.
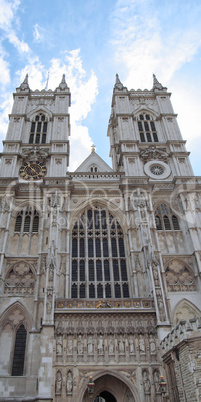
[14, 207, 39, 234]
[71, 207, 129, 299]
[137, 113, 158, 142]
[155, 203, 180, 231]
[29, 113, 48, 144]
[165, 260, 195, 291]
[4, 261, 36, 295]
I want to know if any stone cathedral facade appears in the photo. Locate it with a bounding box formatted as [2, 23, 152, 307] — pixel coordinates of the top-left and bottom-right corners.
[0, 73, 201, 402]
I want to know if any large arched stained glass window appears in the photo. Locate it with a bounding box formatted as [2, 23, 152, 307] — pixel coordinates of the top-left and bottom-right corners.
[71, 207, 129, 299]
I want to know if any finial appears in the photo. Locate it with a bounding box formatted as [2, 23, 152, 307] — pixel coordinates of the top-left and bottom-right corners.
[114, 73, 124, 90]
[57, 74, 69, 90]
[91, 144, 96, 152]
[17, 73, 30, 92]
[152, 74, 165, 90]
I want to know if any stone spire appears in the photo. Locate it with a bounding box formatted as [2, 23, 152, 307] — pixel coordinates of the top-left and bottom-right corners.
[58, 74, 69, 90]
[152, 74, 166, 91]
[17, 74, 30, 92]
[114, 73, 124, 90]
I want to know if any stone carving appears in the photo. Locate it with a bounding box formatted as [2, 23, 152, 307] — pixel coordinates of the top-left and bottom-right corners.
[153, 370, 160, 393]
[108, 337, 115, 354]
[55, 370, 62, 395]
[46, 288, 53, 314]
[143, 370, 151, 394]
[77, 335, 84, 355]
[118, 336, 125, 353]
[66, 370, 73, 395]
[4, 261, 35, 295]
[67, 337, 73, 354]
[21, 145, 49, 162]
[140, 146, 169, 163]
[129, 336, 135, 353]
[56, 336, 63, 355]
[97, 335, 104, 354]
[139, 335, 146, 353]
[149, 336, 156, 353]
[87, 336, 94, 354]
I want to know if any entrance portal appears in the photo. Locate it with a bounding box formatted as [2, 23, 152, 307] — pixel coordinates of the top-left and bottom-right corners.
[95, 391, 117, 402]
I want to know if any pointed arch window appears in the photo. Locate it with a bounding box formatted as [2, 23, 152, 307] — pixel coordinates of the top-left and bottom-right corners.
[71, 207, 130, 299]
[154, 203, 180, 231]
[12, 324, 27, 376]
[137, 113, 158, 142]
[14, 207, 39, 234]
[29, 113, 48, 144]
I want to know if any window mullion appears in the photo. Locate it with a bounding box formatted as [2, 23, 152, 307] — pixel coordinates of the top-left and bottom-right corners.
[85, 210, 89, 298]
[107, 213, 114, 298]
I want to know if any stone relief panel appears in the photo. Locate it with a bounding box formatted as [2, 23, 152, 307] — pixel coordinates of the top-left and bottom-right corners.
[54, 313, 158, 365]
[4, 260, 36, 295]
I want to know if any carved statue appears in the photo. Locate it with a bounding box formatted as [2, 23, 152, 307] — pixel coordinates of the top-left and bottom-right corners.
[154, 371, 160, 393]
[55, 370, 62, 395]
[108, 337, 115, 354]
[67, 337, 73, 354]
[87, 336, 94, 354]
[56, 336, 63, 355]
[97, 335, 104, 354]
[143, 371, 151, 393]
[139, 335, 145, 353]
[129, 336, 135, 353]
[118, 336, 125, 353]
[66, 370, 73, 394]
[149, 336, 156, 353]
[77, 335, 84, 355]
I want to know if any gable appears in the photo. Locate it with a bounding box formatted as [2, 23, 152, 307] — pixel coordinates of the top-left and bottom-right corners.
[75, 152, 114, 173]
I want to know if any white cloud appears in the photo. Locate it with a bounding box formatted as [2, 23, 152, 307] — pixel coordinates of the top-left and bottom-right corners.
[33, 24, 44, 43]
[0, 56, 10, 87]
[111, 0, 201, 89]
[0, 0, 29, 53]
[15, 49, 98, 170]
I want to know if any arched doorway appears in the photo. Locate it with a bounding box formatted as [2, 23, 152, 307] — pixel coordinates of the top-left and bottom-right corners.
[82, 374, 136, 402]
[95, 391, 117, 402]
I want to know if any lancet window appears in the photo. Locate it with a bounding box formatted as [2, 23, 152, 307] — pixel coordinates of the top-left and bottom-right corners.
[29, 114, 48, 144]
[12, 324, 27, 376]
[71, 207, 130, 299]
[14, 207, 39, 234]
[154, 203, 180, 231]
[137, 113, 158, 142]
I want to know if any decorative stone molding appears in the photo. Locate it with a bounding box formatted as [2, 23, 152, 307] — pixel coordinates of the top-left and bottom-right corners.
[161, 318, 201, 353]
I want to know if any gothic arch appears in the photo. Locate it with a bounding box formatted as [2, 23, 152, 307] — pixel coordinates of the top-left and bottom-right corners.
[172, 298, 201, 326]
[4, 260, 36, 296]
[70, 198, 128, 232]
[13, 200, 42, 215]
[0, 301, 32, 332]
[27, 106, 53, 120]
[80, 370, 139, 402]
[134, 106, 160, 118]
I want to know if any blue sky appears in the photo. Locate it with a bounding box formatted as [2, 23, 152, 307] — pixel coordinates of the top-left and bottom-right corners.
[0, 0, 201, 173]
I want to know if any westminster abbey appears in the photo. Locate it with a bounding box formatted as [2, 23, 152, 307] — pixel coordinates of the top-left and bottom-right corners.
[0, 73, 201, 401]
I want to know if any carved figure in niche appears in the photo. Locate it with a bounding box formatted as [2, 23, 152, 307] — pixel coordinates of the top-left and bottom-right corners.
[46, 290, 52, 314]
[87, 336, 94, 354]
[129, 336, 135, 353]
[158, 298, 166, 321]
[108, 337, 115, 354]
[149, 335, 156, 353]
[143, 370, 151, 393]
[56, 336, 63, 355]
[118, 336, 125, 353]
[153, 267, 159, 286]
[154, 371, 160, 393]
[77, 335, 84, 355]
[66, 370, 73, 394]
[139, 335, 145, 353]
[67, 337, 73, 354]
[55, 370, 62, 395]
[97, 335, 104, 354]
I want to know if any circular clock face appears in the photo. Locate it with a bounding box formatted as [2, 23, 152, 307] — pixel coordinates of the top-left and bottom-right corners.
[19, 161, 47, 181]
